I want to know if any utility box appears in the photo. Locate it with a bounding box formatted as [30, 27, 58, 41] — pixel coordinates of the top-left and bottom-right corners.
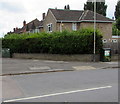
[100, 48, 111, 62]
[2, 48, 11, 58]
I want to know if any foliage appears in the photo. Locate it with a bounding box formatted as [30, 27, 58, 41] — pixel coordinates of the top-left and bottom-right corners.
[115, 1, 120, 20]
[2, 29, 103, 54]
[116, 17, 120, 30]
[112, 23, 120, 35]
[84, 1, 107, 16]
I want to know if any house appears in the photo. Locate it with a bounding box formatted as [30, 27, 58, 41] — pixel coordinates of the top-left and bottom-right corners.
[111, 35, 120, 43]
[8, 18, 43, 34]
[21, 18, 43, 33]
[43, 8, 114, 43]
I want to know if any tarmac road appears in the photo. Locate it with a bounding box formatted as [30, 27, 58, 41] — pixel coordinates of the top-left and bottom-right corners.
[2, 68, 118, 102]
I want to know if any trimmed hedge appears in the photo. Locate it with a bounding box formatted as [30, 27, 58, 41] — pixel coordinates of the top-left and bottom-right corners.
[2, 28, 103, 54]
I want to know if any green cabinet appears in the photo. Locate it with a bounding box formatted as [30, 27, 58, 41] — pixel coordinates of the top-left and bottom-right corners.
[2, 48, 11, 58]
[100, 48, 111, 62]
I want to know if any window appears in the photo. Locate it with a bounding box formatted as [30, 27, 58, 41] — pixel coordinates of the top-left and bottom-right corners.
[102, 39, 107, 43]
[72, 23, 77, 31]
[35, 29, 40, 33]
[111, 39, 118, 43]
[47, 23, 52, 32]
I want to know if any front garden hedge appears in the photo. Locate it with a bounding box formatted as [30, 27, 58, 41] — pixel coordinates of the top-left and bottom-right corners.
[2, 28, 103, 54]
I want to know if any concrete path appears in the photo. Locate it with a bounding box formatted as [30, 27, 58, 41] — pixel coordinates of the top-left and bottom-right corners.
[1, 58, 119, 76]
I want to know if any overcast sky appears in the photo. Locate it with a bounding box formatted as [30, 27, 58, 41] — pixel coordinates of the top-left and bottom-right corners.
[0, 0, 118, 37]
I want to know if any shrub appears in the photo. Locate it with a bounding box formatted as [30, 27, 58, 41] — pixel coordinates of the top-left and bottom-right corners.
[2, 28, 103, 54]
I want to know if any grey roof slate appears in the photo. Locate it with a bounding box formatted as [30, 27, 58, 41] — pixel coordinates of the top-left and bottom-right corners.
[49, 9, 114, 22]
[81, 10, 113, 22]
[50, 9, 84, 21]
[23, 18, 43, 30]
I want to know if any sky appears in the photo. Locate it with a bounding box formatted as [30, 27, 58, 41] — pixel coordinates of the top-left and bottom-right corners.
[0, 0, 118, 37]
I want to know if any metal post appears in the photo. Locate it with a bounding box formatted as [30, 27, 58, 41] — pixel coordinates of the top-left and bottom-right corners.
[117, 29, 119, 54]
[93, 0, 96, 62]
[60, 21, 62, 32]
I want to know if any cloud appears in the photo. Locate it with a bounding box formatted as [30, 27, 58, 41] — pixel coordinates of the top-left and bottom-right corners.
[0, 0, 116, 37]
[0, 1, 26, 13]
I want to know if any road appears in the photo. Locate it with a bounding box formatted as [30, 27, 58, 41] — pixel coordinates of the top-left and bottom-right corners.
[2, 68, 118, 102]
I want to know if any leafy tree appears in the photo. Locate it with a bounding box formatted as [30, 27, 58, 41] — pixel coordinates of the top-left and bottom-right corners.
[112, 23, 120, 35]
[84, 2, 94, 11]
[116, 17, 120, 30]
[84, 1, 107, 16]
[115, 0, 120, 20]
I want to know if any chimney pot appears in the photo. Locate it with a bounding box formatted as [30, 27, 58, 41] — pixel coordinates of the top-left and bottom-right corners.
[13, 28, 16, 32]
[23, 20, 26, 26]
[16, 27, 18, 30]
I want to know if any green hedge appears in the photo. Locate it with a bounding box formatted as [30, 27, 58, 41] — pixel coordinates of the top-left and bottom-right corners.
[2, 28, 103, 54]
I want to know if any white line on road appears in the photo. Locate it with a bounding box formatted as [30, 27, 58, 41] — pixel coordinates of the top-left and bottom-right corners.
[4, 86, 112, 102]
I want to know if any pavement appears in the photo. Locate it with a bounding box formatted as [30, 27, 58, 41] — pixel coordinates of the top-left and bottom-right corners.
[1, 58, 119, 76]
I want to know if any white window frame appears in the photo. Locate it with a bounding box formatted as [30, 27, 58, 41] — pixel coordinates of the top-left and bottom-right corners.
[111, 39, 118, 43]
[102, 39, 107, 43]
[72, 23, 77, 31]
[47, 23, 52, 32]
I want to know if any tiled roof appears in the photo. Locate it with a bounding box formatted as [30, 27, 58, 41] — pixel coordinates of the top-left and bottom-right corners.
[81, 10, 113, 22]
[50, 9, 84, 21]
[49, 9, 114, 22]
[23, 18, 43, 30]
[11, 18, 43, 34]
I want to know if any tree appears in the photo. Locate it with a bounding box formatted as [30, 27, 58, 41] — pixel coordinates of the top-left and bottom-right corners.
[84, 1, 107, 16]
[84, 2, 94, 11]
[115, 0, 120, 20]
[112, 23, 120, 35]
[116, 17, 120, 30]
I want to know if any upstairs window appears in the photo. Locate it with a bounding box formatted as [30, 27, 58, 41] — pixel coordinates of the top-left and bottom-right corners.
[111, 39, 118, 43]
[72, 23, 77, 31]
[47, 23, 52, 32]
[102, 39, 107, 43]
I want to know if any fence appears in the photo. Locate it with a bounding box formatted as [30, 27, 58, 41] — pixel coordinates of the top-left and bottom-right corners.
[103, 42, 120, 55]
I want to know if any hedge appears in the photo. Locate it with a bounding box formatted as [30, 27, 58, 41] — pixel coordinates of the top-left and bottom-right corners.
[2, 28, 103, 54]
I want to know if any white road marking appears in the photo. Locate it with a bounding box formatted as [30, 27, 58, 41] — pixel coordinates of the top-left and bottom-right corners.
[102, 62, 118, 65]
[29, 66, 51, 70]
[44, 60, 69, 63]
[73, 66, 96, 70]
[4, 86, 112, 102]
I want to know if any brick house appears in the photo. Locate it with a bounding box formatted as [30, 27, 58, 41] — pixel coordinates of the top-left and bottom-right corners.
[43, 8, 114, 43]
[22, 18, 43, 33]
[8, 18, 43, 34]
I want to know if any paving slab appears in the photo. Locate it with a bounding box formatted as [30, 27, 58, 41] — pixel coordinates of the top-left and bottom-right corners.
[1, 58, 119, 76]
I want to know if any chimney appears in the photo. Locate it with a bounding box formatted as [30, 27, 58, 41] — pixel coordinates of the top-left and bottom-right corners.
[13, 28, 16, 32]
[23, 20, 26, 26]
[16, 27, 18, 30]
[42, 13, 45, 20]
